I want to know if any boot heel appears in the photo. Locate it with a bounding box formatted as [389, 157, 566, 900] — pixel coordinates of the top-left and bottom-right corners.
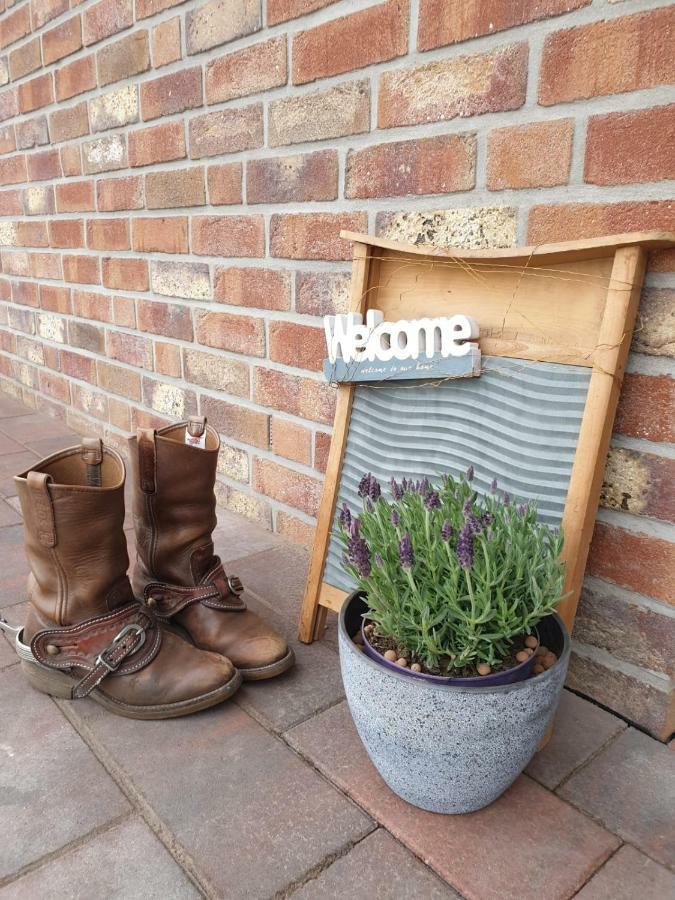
[20, 659, 74, 699]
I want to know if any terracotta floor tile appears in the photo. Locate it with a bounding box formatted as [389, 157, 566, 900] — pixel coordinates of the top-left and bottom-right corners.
[0, 525, 29, 608]
[0, 413, 73, 444]
[0, 500, 21, 527]
[213, 510, 282, 563]
[233, 544, 310, 623]
[560, 728, 675, 868]
[288, 702, 619, 900]
[0, 433, 25, 456]
[0, 630, 17, 669]
[22, 434, 77, 458]
[0, 396, 33, 418]
[576, 844, 675, 899]
[0, 451, 38, 497]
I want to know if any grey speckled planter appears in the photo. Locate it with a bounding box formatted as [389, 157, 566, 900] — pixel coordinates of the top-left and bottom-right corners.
[339, 591, 570, 814]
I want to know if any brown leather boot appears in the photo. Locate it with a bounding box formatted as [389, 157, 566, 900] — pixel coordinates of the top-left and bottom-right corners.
[129, 418, 294, 681]
[10, 438, 241, 718]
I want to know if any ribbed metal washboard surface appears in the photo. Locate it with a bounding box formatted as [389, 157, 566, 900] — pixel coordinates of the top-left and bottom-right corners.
[323, 356, 591, 593]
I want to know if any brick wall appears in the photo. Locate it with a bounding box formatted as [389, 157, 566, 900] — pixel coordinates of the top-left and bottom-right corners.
[0, 0, 673, 737]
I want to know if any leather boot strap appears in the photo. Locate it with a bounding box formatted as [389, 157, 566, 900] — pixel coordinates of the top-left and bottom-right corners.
[144, 564, 246, 618]
[31, 603, 161, 699]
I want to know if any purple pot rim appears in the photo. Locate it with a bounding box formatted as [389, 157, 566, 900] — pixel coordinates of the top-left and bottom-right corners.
[360, 618, 540, 687]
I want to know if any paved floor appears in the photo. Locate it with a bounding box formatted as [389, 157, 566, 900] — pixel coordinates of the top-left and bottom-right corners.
[0, 393, 673, 899]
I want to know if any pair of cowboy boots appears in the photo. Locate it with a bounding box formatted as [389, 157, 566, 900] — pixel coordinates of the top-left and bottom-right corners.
[4, 417, 293, 719]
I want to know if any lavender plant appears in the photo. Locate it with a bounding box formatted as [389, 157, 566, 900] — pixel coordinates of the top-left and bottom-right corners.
[337, 469, 565, 672]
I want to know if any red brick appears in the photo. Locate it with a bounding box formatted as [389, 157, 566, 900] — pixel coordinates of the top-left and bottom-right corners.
[101, 257, 149, 292]
[419, 0, 589, 50]
[0, 188, 22, 215]
[0, 154, 25, 185]
[270, 212, 366, 260]
[40, 284, 72, 314]
[254, 367, 335, 424]
[63, 255, 100, 285]
[528, 201, 675, 248]
[19, 73, 54, 114]
[109, 397, 132, 431]
[295, 271, 350, 316]
[83, 0, 132, 46]
[56, 180, 95, 213]
[31, 0, 70, 31]
[97, 31, 150, 87]
[15, 117, 48, 150]
[55, 55, 97, 102]
[0, 124, 16, 153]
[270, 417, 312, 465]
[16, 221, 49, 248]
[294, 0, 407, 85]
[146, 167, 204, 209]
[136, 0, 187, 18]
[205, 36, 287, 104]
[49, 219, 84, 249]
[378, 43, 528, 128]
[588, 522, 675, 606]
[86, 218, 130, 251]
[106, 331, 153, 369]
[49, 102, 89, 144]
[253, 457, 322, 517]
[602, 448, 675, 525]
[206, 163, 241, 205]
[27, 150, 61, 182]
[213, 267, 290, 311]
[189, 105, 263, 160]
[539, 8, 675, 105]
[71, 382, 108, 420]
[112, 295, 136, 329]
[140, 67, 202, 121]
[30, 252, 61, 280]
[185, 0, 262, 55]
[98, 360, 141, 400]
[0, 88, 19, 123]
[487, 119, 573, 190]
[268, 0, 337, 25]
[614, 374, 674, 444]
[584, 105, 675, 187]
[129, 121, 185, 167]
[60, 145, 82, 177]
[0, 5, 30, 50]
[2, 249, 30, 276]
[151, 17, 182, 69]
[248, 150, 338, 204]
[40, 371, 70, 404]
[196, 310, 265, 357]
[269, 321, 325, 372]
[62, 349, 96, 382]
[96, 175, 143, 211]
[43, 16, 83, 66]
[137, 299, 193, 341]
[73, 289, 110, 321]
[154, 341, 181, 378]
[192, 215, 265, 258]
[347, 134, 475, 199]
[269, 80, 369, 148]
[9, 37, 41, 81]
[132, 217, 189, 254]
[275, 511, 315, 545]
[200, 394, 269, 449]
[11, 281, 39, 307]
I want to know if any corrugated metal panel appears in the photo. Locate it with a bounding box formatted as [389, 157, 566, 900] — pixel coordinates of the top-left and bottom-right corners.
[323, 356, 590, 593]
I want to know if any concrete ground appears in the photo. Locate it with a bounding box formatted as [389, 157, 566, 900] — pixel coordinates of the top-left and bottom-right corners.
[0, 394, 673, 900]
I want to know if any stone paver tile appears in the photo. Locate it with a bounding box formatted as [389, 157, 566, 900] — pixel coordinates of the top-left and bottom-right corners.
[576, 844, 675, 899]
[0, 631, 17, 669]
[0, 667, 130, 880]
[288, 702, 619, 900]
[233, 544, 310, 623]
[213, 510, 282, 563]
[234, 595, 342, 732]
[294, 828, 458, 899]
[0, 500, 21, 527]
[69, 701, 373, 898]
[0, 396, 32, 419]
[526, 690, 625, 789]
[0, 413, 73, 444]
[0, 433, 25, 456]
[0, 451, 38, 498]
[560, 727, 675, 869]
[22, 434, 77, 458]
[0, 816, 200, 900]
[0, 526, 29, 608]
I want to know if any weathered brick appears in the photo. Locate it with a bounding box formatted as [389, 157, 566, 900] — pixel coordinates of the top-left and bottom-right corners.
[487, 118, 573, 190]
[294, 0, 408, 85]
[2, 248, 30, 275]
[275, 510, 314, 545]
[49, 102, 89, 144]
[206, 163, 242, 205]
[215, 483, 271, 525]
[73, 289, 111, 321]
[150, 260, 210, 300]
[136, 0, 187, 18]
[16, 116, 48, 150]
[214, 267, 291, 311]
[614, 373, 674, 444]
[189, 105, 263, 159]
[269, 81, 369, 147]
[129, 121, 185, 167]
[55, 181, 94, 214]
[83, 0, 133, 46]
[31, 0, 70, 31]
[539, 8, 675, 105]
[37, 312, 66, 343]
[248, 150, 338, 204]
[271, 416, 312, 465]
[588, 522, 674, 606]
[528, 201, 675, 247]
[55, 55, 97, 102]
[60, 146, 81, 180]
[96, 175, 143, 212]
[101, 257, 149, 292]
[192, 215, 265, 258]
[108, 397, 132, 431]
[0, 154, 25, 185]
[132, 217, 189, 254]
[19, 74, 54, 114]
[584, 105, 675, 187]
[31, 251, 63, 281]
[151, 17, 181, 69]
[270, 212, 366, 260]
[217, 442, 249, 483]
[267, 0, 337, 25]
[154, 341, 181, 378]
[196, 310, 265, 357]
[16, 333, 45, 363]
[186, 0, 261, 55]
[106, 331, 153, 370]
[49, 219, 84, 249]
[295, 271, 350, 316]
[11, 281, 39, 307]
[142, 377, 197, 418]
[206, 36, 286, 104]
[633, 289, 675, 358]
[71, 382, 109, 420]
[601, 447, 675, 523]
[379, 43, 528, 128]
[82, 134, 127, 175]
[0, 87, 19, 122]
[141, 67, 202, 121]
[9, 37, 41, 81]
[253, 457, 322, 517]
[87, 218, 130, 251]
[7, 305, 35, 333]
[42, 16, 82, 66]
[98, 360, 141, 400]
[254, 367, 335, 424]
[201, 394, 269, 448]
[0, 5, 30, 50]
[27, 149, 61, 182]
[347, 134, 475, 199]
[89, 84, 138, 133]
[0, 124, 15, 154]
[183, 347, 249, 397]
[0, 188, 22, 215]
[97, 31, 150, 88]
[61, 349, 97, 382]
[112, 295, 136, 328]
[137, 299, 193, 340]
[40, 371, 70, 403]
[40, 284, 72, 314]
[146, 167, 205, 209]
[269, 321, 325, 371]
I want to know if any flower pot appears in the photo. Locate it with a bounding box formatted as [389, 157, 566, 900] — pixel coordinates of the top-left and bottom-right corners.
[339, 590, 570, 814]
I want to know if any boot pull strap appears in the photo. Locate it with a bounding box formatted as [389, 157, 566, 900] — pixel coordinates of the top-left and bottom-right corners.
[27, 471, 56, 548]
[137, 428, 156, 494]
[81, 437, 103, 487]
[186, 416, 207, 449]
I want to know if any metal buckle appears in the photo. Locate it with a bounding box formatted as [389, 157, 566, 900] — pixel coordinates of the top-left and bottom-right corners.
[227, 575, 243, 596]
[95, 623, 146, 673]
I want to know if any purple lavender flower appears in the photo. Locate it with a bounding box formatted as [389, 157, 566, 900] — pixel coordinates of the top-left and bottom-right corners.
[490, 478, 498, 492]
[348, 536, 371, 578]
[339, 502, 351, 529]
[424, 490, 441, 509]
[441, 519, 453, 542]
[369, 476, 381, 501]
[465, 514, 483, 535]
[466, 465, 474, 482]
[455, 523, 474, 569]
[502, 492, 511, 506]
[481, 512, 493, 527]
[349, 517, 360, 538]
[462, 498, 473, 516]
[399, 532, 414, 569]
[390, 507, 400, 527]
[401, 477, 409, 493]
[390, 478, 402, 501]
[517, 504, 527, 516]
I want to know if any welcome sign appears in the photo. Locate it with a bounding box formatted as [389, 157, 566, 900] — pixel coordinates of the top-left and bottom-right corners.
[323, 310, 481, 382]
